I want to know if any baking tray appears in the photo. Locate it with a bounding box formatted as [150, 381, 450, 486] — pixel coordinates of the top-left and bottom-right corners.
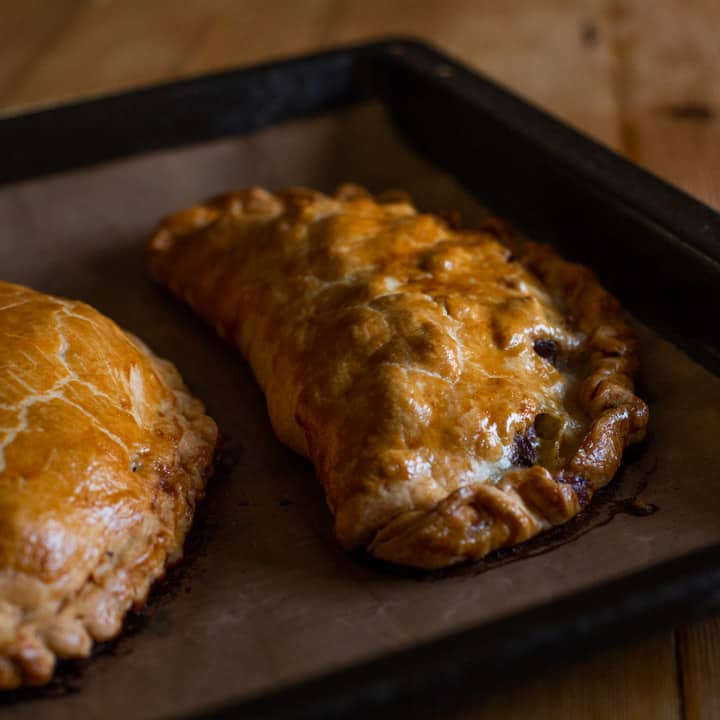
[1, 38, 720, 720]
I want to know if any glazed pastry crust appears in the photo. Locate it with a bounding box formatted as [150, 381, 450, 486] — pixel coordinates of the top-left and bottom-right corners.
[148, 185, 647, 570]
[0, 282, 217, 689]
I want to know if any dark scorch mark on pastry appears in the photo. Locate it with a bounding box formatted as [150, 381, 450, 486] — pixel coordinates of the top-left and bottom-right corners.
[479, 217, 514, 246]
[512, 425, 538, 467]
[555, 471, 593, 508]
[437, 208, 462, 229]
[533, 338, 558, 365]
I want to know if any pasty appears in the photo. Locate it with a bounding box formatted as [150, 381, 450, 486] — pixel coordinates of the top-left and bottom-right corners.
[0, 282, 217, 688]
[148, 185, 647, 570]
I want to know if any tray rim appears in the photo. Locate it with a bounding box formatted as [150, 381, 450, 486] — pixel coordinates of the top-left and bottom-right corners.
[2, 36, 720, 720]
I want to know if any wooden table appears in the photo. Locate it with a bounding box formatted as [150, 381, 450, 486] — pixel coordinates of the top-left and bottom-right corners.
[3, 1, 718, 716]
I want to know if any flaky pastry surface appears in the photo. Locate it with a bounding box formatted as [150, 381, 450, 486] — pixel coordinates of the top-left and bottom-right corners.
[0, 281, 217, 688]
[148, 185, 647, 569]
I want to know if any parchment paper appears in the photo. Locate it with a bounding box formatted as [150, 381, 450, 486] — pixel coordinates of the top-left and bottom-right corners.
[1, 103, 719, 719]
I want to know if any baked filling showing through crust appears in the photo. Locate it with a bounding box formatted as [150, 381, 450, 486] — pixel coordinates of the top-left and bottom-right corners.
[149, 184, 648, 570]
[0, 282, 217, 689]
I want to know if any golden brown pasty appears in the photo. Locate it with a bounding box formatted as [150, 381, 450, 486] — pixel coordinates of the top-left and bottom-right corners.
[148, 185, 647, 570]
[0, 281, 217, 688]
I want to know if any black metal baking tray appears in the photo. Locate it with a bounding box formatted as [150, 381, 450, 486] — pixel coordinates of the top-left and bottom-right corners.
[2, 38, 720, 720]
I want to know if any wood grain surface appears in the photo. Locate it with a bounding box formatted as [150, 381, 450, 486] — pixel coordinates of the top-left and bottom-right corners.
[2, 0, 718, 717]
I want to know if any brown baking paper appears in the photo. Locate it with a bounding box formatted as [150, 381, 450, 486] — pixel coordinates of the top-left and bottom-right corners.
[1, 103, 719, 718]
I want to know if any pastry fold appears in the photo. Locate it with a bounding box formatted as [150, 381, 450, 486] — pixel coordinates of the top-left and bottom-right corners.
[148, 185, 647, 569]
[0, 282, 217, 688]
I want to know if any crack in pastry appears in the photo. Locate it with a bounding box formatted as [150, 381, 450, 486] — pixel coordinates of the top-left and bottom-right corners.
[0, 282, 218, 688]
[148, 184, 647, 570]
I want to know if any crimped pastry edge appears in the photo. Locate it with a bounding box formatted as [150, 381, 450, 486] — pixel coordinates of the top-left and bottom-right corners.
[367, 236, 649, 568]
[0, 338, 217, 689]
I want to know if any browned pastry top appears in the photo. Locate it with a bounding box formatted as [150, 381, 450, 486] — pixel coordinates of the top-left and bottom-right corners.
[0, 281, 217, 688]
[149, 184, 647, 569]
